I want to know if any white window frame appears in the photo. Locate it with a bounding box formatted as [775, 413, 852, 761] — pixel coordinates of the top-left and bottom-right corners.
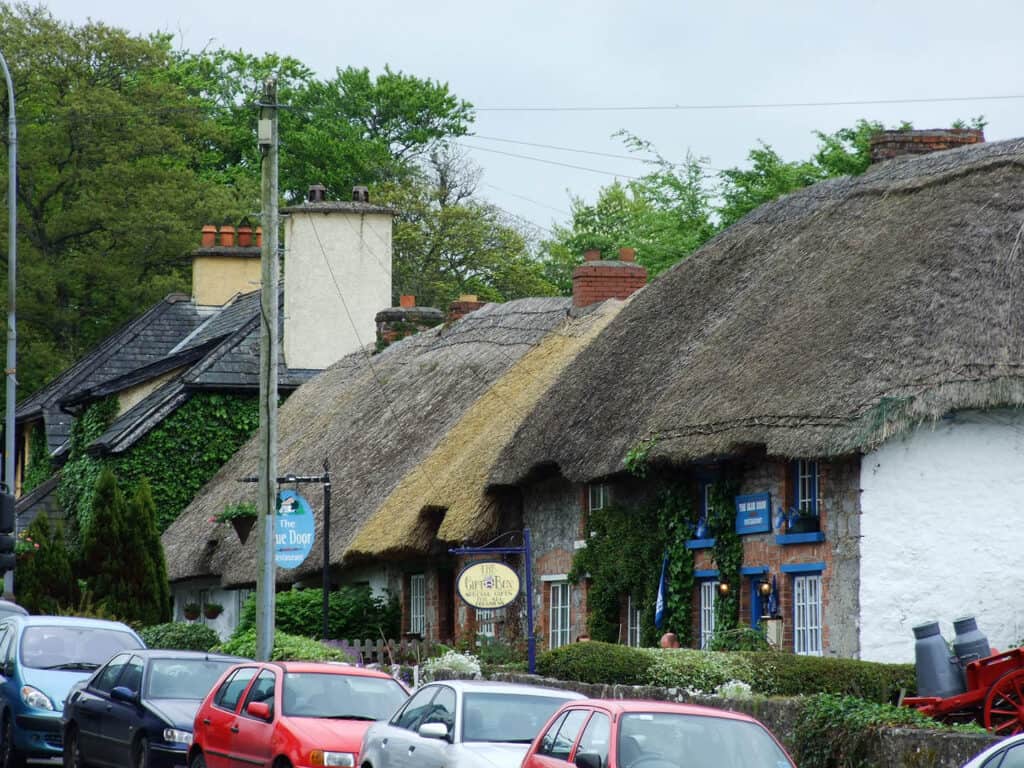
[797, 459, 820, 515]
[549, 582, 571, 649]
[626, 594, 642, 647]
[588, 483, 610, 513]
[477, 607, 504, 639]
[699, 580, 718, 650]
[793, 574, 823, 656]
[409, 573, 426, 636]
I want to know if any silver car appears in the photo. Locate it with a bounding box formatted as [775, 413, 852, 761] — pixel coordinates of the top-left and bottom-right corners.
[360, 679, 585, 768]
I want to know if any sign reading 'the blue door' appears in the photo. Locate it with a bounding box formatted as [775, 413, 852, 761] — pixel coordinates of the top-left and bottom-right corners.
[735, 492, 771, 535]
[275, 490, 316, 569]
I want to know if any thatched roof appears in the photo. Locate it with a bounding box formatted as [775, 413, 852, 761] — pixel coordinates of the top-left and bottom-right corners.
[491, 138, 1024, 485]
[163, 297, 626, 585]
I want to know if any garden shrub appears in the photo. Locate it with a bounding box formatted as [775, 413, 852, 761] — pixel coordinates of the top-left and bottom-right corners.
[141, 622, 220, 651]
[234, 586, 400, 641]
[215, 629, 351, 661]
[645, 648, 756, 693]
[537, 641, 654, 685]
[747, 652, 916, 701]
[422, 649, 482, 681]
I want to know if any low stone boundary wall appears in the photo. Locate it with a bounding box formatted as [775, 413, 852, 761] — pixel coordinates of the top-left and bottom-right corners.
[488, 672, 997, 768]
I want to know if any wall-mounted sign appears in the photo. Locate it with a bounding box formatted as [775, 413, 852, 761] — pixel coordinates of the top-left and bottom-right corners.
[275, 490, 316, 569]
[456, 561, 521, 610]
[735, 492, 772, 535]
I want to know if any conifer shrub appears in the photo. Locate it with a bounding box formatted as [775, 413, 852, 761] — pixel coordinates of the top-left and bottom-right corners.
[14, 515, 78, 613]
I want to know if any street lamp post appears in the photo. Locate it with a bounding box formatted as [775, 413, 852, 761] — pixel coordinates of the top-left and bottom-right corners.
[0, 51, 17, 596]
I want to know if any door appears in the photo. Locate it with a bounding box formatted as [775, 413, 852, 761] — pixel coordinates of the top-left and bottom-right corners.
[76, 653, 132, 764]
[371, 685, 440, 768]
[404, 685, 455, 768]
[102, 654, 144, 766]
[231, 669, 277, 768]
[197, 666, 258, 768]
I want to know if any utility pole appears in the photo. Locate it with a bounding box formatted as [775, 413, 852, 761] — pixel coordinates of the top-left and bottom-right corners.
[0, 51, 16, 597]
[255, 77, 279, 662]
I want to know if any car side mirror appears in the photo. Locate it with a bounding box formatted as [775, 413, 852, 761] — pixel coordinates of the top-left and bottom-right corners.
[575, 752, 602, 768]
[247, 701, 271, 720]
[110, 686, 138, 704]
[418, 722, 449, 741]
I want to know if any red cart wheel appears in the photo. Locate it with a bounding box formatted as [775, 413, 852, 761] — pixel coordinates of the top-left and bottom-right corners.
[984, 668, 1024, 735]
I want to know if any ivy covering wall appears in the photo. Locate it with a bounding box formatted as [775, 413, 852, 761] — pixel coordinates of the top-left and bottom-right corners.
[22, 421, 53, 494]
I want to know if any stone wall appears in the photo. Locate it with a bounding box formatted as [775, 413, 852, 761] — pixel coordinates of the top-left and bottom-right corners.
[488, 672, 996, 767]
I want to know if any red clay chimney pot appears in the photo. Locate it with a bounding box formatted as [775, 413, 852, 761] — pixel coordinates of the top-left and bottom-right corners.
[218, 225, 235, 248]
[255, 227, 263, 247]
[237, 224, 253, 247]
[201, 224, 217, 248]
[583, 249, 601, 262]
[618, 247, 636, 262]
[399, 295, 416, 309]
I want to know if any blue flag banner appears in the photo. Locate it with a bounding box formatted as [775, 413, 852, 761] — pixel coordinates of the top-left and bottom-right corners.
[654, 553, 669, 628]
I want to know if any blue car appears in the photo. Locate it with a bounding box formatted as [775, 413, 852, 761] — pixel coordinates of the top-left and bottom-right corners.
[0, 615, 144, 766]
[63, 649, 244, 768]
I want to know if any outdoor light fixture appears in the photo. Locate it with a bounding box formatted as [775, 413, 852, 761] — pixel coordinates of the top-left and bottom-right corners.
[717, 581, 730, 597]
[758, 580, 772, 598]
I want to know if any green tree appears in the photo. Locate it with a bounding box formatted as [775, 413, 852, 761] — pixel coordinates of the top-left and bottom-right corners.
[14, 514, 77, 613]
[80, 468, 132, 617]
[124, 479, 171, 624]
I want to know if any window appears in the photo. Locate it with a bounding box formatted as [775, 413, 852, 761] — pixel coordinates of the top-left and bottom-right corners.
[549, 582, 571, 649]
[91, 654, 132, 694]
[626, 595, 642, 647]
[477, 607, 504, 638]
[794, 459, 820, 515]
[588, 483, 610, 513]
[794, 574, 823, 656]
[393, 685, 438, 731]
[118, 656, 144, 694]
[409, 573, 426, 636]
[241, 669, 277, 719]
[699, 581, 718, 650]
[420, 685, 455, 732]
[538, 708, 589, 760]
[237, 588, 253, 616]
[577, 711, 611, 765]
[213, 667, 258, 712]
[199, 589, 210, 624]
[986, 743, 1024, 768]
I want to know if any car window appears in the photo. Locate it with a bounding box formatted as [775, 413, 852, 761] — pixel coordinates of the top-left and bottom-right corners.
[539, 713, 569, 756]
[463, 692, 575, 744]
[992, 743, 1024, 768]
[214, 667, 258, 712]
[91, 654, 132, 694]
[19, 625, 141, 669]
[577, 712, 610, 765]
[118, 656, 144, 694]
[540, 709, 589, 760]
[147, 658, 239, 700]
[241, 669, 276, 720]
[420, 685, 455, 732]
[282, 672, 408, 719]
[0, 626, 10, 667]
[393, 686, 438, 731]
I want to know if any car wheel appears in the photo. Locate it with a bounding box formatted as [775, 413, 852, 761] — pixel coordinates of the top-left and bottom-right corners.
[0, 716, 25, 768]
[133, 736, 148, 768]
[189, 751, 207, 768]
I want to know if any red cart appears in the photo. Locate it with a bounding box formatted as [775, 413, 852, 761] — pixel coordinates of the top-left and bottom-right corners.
[904, 647, 1024, 735]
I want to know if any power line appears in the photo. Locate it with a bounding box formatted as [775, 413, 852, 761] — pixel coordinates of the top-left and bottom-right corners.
[472, 134, 652, 163]
[474, 93, 1024, 113]
[459, 142, 641, 180]
[484, 183, 569, 218]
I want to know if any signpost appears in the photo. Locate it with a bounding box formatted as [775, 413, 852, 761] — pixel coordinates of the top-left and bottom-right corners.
[275, 490, 316, 569]
[449, 529, 536, 674]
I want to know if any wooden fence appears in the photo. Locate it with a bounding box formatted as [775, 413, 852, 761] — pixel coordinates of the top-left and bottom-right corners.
[335, 637, 437, 665]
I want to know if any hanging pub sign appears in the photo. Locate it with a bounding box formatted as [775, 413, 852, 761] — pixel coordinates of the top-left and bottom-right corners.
[456, 561, 521, 610]
[275, 490, 316, 569]
[734, 492, 772, 535]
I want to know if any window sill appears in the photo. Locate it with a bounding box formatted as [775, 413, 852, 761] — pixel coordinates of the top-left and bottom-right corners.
[775, 532, 826, 545]
[685, 538, 716, 550]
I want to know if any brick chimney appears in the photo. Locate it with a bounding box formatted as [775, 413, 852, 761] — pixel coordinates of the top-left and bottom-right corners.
[869, 128, 984, 164]
[191, 222, 262, 307]
[374, 296, 444, 351]
[448, 295, 487, 323]
[572, 247, 648, 308]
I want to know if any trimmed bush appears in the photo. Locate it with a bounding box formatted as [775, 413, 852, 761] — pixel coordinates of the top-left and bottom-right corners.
[748, 652, 916, 701]
[141, 622, 220, 651]
[646, 648, 757, 693]
[215, 629, 351, 661]
[233, 586, 400, 641]
[538, 641, 654, 685]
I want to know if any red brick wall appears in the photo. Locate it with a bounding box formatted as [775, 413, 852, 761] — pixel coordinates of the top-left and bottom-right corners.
[572, 262, 648, 307]
[869, 129, 984, 163]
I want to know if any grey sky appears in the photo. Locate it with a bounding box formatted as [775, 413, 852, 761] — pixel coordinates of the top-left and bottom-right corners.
[39, 0, 1024, 237]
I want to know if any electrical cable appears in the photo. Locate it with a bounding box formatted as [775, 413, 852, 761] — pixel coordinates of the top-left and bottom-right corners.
[458, 142, 641, 180]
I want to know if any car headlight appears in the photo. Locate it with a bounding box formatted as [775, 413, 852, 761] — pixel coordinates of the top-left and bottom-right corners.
[310, 751, 356, 767]
[163, 728, 193, 745]
[20, 686, 53, 711]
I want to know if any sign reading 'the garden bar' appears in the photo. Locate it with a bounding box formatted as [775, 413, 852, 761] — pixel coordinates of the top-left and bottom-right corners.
[456, 561, 521, 609]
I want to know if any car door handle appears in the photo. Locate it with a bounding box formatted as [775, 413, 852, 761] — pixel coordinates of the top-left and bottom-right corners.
[381, 739, 388, 748]
[202, 719, 211, 726]
[230, 725, 239, 733]
[408, 746, 415, 753]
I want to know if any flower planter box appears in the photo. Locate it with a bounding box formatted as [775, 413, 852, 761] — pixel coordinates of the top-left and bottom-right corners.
[787, 516, 820, 534]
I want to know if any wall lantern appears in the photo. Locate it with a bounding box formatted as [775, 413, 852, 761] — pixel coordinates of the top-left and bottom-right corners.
[717, 581, 730, 597]
[758, 580, 772, 598]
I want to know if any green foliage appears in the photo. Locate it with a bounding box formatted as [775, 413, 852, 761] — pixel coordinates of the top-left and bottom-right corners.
[214, 501, 258, 523]
[708, 478, 742, 635]
[645, 647, 757, 692]
[58, 398, 118, 542]
[656, 488, 697, 646]
[22, 422, 52, 494]
[792, 694, 980, 768]
[14, 515, 78, 614]
[124, 479, 172, 624]
[537, 641, 655, 685]
[216, 628, 351, 661]
[80, 468, 132, 616]
[623, 437, 657, 478]
[706, 626, 771, 652]
[749, 653, 916, 701]
[234, 586, 400, 641]
[140, 622, 220, 652]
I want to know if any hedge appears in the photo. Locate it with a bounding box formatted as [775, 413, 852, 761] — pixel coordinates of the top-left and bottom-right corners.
[233, 586, 400, 641]
[538, 642, 916, 702]
[140, 622, 220, 652]
[215, 629, 352, 662]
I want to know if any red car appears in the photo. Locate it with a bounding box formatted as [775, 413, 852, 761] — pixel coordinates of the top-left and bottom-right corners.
[521, 699, 795, 768]
[187, 661, 409, 768]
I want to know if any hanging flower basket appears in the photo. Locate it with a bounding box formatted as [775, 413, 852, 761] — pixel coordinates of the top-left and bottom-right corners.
[214, 502, 258, 544]
[183, 603, 201, 621]
[231, 515, 256, 545]
[203, 602, 223, 620]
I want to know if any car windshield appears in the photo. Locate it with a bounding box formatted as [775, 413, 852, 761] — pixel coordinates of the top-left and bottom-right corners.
[462, 693, 570, 744]
[282, 672, 407, 719]
[617, 712, 793, 768]
[19, 626, 142, 670]
[146, 658, 238, 700]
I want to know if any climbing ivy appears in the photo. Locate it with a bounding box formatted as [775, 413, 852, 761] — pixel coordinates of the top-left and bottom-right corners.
[22, 421, 52, 494]
[708, 477, 742, 637]
[655, 486, 696, 646]
[57, 397, 119, 544]
[113, 393, 260, 531]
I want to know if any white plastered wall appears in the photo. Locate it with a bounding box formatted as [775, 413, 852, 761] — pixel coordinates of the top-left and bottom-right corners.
[860, 409, 1024, 662]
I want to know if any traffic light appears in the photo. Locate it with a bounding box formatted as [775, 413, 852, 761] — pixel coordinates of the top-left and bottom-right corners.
[0, 493, 15, 573]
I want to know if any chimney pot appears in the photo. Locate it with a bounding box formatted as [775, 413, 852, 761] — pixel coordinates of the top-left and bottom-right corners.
[583, 249, 601, 262]
[237, 224, 253, 247]
[218, 225, 235, 248]
[201, 224, 217, 248]
[255, 227, 263, 247]
[308, 184, 327, 203]
[618, 247, 636, 262]
[399, 294, 416, 308]
[352, 185, 370, 203]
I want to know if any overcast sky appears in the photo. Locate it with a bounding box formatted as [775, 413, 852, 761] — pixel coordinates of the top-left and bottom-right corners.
[39, 0, 1024, 238]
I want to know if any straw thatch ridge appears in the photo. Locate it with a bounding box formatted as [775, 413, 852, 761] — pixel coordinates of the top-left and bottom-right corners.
[346, 300, 624, 560]
[491, 138, 1024, 485]
[161, 297, 575, 586]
